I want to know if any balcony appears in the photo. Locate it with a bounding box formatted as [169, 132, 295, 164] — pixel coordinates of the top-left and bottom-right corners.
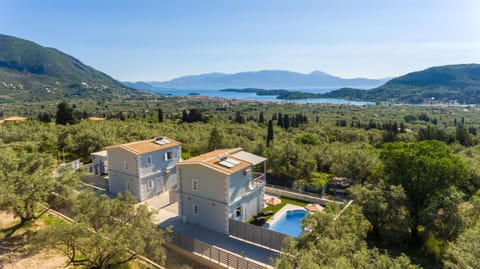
[248, 172, 266, 191]
[230, 172, 266, 205]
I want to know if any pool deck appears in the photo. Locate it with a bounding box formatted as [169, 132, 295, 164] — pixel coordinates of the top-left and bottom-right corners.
[263, 203, 305, 228]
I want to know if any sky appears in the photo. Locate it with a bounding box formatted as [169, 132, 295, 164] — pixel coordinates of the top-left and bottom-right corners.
[1, 0, 479, 81]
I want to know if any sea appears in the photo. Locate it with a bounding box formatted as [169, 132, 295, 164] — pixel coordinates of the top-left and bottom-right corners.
[148, 87, 375, 105]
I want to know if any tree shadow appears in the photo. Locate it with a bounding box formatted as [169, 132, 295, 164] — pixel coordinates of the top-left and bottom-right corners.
[1, 221, 24, 239]
[1, 209, 47, 239]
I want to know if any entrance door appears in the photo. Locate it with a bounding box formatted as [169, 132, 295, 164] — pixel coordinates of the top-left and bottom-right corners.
[156, 177, 162, 195]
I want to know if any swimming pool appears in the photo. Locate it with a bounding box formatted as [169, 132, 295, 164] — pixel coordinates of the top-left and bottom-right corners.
[269, 209, 307, 237]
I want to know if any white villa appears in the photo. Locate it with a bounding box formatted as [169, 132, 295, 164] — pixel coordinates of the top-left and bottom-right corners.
[176, 148, 266, 234]
[106, 137, 181, 202]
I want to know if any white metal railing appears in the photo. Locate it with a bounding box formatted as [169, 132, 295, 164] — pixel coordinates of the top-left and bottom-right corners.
[230, 173, 266, 204]
[250, 173, 266, 190]
[265, 183, 323, 198]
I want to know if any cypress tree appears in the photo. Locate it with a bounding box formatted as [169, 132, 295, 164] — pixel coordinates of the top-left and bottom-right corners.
[38, 112, 52, 123]
[234, 111, 245, 124]
[189, 109, 203, 122]
[259, 111, 265, 124]
[267, 120, 274, 147]
[158, 108, 164, 123]
[456, 124, 469, 146]
[277, 113, 283, 128]
[56, 101, 76, 125]
[283, 114, 290, 130]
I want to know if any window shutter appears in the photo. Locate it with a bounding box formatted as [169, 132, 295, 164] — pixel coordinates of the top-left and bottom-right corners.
[164, 152, 167, 161]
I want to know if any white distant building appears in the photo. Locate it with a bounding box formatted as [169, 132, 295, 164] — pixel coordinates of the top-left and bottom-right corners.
[106, 137, 182, 202]
[90, 150, 108, 175]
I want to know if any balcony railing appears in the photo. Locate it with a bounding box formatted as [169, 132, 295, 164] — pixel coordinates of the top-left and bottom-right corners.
[230, 173, 266, 204]
[248, 172, 266, 191]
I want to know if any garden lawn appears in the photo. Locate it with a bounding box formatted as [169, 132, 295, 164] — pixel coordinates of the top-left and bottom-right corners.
[249, 196, 309, 223]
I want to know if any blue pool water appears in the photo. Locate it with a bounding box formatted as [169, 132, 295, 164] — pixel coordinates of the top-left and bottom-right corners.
[270, 209, 307, 237]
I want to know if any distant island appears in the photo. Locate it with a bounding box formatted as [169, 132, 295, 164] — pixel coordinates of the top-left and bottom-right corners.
[220, 88, 339, 100]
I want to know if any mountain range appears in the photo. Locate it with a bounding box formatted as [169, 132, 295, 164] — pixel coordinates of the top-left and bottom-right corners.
[124, 70, 389, 90]
[127, 64, 480, 104]
[0, 34, 141, 102]
[1, 34, 480, 104]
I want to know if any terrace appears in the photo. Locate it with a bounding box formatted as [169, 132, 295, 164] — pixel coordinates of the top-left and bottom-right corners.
[248, 196, 308, 225]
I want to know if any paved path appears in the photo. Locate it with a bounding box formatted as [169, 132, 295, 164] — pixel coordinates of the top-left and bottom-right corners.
[142, 194, 279, 266]
[150, 202, 179, 225]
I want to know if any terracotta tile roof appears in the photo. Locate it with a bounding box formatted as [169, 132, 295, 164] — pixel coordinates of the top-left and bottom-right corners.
[105, 137, 181, 156]
[184, 148, 242, 162]
[4, 116, 27, 122]
[177, 148, 253, 175]
[87, 117, 105, 121]
[91, 150, 107, 157]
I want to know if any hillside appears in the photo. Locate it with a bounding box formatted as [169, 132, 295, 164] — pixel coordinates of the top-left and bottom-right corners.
[0, 34, 142, 102]
[321, 64, 480, 104]
[121, 81, 158, 91]
[139, 70, 387, 90]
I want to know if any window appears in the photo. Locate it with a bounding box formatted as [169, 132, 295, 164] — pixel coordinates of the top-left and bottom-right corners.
[235, 206, 242, 218]
[164, 151, 173, 161]
[192, 179, 198, 191]
[147, 180, 154, 190]
[146, 155, 152, 166]
[124, 161, 128, 170]
[193, 203, 199, 215]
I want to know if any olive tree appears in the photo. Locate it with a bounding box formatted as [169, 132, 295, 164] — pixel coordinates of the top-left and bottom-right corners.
[35, 191, 169, 268]
[0, 145, 77, 225]
[379, 140, 469, 238]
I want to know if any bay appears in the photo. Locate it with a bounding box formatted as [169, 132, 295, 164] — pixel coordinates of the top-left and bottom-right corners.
[149, 87, 374, 105]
